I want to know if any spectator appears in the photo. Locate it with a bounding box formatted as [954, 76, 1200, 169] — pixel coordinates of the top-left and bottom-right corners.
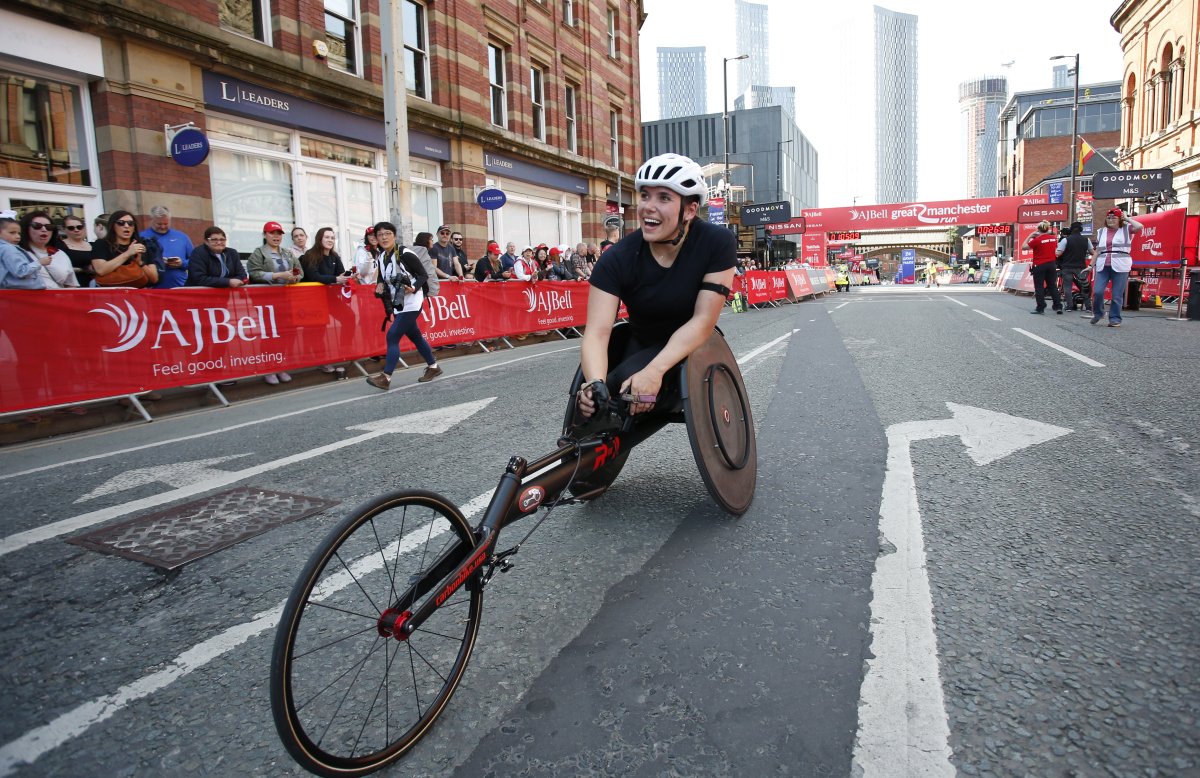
[59, 214, 95, 287]
[571, 242, 591, 280]
[452, 232, 475, 277]
[511, 246, 536, 282]
[20, 212, 78, 289]
[599, 238, 614, 253]
[92, 213, 110, 242]
[302, 227, 352, 377]
[1056, 221, 1090, 312]
[499, 242, 517, 279]
[288, 227, 308, 262]
[474, 241, 504, 281]
[92, 211, 158, 288]
[430, 225, 464, 281]
[1090, 208, 1143, 327]
[1022, 220, 1062, 314]
[533, 245, 551, 280]
[0, 216, 46, 289]
[547, 246, 578, 281]
[141, 205, 193, 288]
[187, 226, 247, 287]
[248, 221, 301, 286]
[352, 227, 380, 285]
[365, 224, 443, 390]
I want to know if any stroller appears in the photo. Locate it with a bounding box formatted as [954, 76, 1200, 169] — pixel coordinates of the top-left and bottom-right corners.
[1062, 267, 1091, 311]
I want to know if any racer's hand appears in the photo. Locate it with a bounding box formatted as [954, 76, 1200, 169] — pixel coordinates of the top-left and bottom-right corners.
[620, 368, 662, 416]
[576, 381, 599, 419]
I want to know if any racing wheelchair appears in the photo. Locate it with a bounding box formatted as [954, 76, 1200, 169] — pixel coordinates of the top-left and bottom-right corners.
[270, 325, 757, 776]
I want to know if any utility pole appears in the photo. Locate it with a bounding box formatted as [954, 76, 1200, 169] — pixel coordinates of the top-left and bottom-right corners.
[380, 0, 414, 245]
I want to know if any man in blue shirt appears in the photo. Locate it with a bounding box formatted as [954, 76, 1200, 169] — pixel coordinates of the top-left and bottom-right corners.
[141, 205, 194, 288]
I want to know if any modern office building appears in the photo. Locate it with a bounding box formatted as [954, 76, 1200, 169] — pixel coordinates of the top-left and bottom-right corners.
[0, 0, 644, 255]
[734, 86, 796, 120]
[657, 46, 707, 120]
[734, 0, 770, 97]
[874, 5, 918, 204]
[1052, 63, 1075, 89]
[959, 76, 1007, 199]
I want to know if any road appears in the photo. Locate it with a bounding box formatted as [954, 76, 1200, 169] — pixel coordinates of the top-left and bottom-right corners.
[0, 285, 1196, 777]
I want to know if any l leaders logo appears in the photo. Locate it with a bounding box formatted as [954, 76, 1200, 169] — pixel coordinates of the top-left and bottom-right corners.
[169, 127, 210, 167]
[90, 301, 149, 353]
[476, 188, 507, 210]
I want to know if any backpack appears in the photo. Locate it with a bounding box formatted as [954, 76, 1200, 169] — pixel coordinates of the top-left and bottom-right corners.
[404, 246, 439, 297]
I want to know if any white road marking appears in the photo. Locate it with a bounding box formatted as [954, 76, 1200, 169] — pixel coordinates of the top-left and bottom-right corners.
[736, 331, 794, 365]
[0, 346, 579, 480]
[0, 399, 496, 559]
[942, 296, 968, 307]
[973, 309, 1001, 321]
[834, 301, 850, 310]
[0, 489, 496, 778]
[74, 454, 253, 503]
[853, 404, 1070, 777]
[1012, 328, 1105, 367]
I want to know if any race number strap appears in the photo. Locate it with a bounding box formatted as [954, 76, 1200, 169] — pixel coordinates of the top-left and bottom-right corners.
[699, 282, 731, 296]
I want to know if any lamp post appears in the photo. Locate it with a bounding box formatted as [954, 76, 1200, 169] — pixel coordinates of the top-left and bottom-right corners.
[1051, 53, 1080, 224]
[776, 138, 793, 201]
[723, 53, 748, 222]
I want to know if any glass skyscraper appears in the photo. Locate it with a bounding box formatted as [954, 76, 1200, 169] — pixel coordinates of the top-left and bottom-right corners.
[959, 77, 1007, 198]
[734, 0, 769, 97]
[874, 5, 918, 204]
[657, 46, 707, 120]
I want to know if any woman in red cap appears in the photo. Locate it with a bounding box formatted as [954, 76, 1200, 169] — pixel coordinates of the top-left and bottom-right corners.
[474, 241, 503, 281]
[1089, 208, 1143, 327]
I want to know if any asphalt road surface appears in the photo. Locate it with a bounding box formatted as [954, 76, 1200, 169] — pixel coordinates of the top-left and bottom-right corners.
[0, 285, 1196, 777]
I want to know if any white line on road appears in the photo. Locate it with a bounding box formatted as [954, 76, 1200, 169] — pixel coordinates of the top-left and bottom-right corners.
[833, 301, 850, 310]
[0, 489, 496, 777]
[1012, 328, 1105, 367]
[973, 309, 1001, 321]
[736, 330, 795, 365]
[942, 296, 968, 307]
[0, 346, 579, 479]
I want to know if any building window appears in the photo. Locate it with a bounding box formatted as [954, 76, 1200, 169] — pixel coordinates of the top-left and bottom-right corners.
[562, 0, 575, 27]
[530, 66, 546, 141]
[489, 44, 508, 128]
[607, 8, 618, 58]
[404, 0, 430, 98]
[210, 149, 295, 251]
[219, 0, 271, 44]
[324, 0, 360, 75]
[565, 84, 578, 153]
[610, 109, 619, 166]
[0, 69, 94, 187]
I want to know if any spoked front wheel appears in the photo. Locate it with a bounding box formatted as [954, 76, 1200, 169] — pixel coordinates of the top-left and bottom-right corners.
[271, 490, 482, 777]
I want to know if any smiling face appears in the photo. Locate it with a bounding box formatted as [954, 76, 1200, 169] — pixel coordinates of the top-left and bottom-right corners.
[637, 186, 696, 242]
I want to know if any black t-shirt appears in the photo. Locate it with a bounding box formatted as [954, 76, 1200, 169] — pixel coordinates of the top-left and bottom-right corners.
[589, 219, 736, 345]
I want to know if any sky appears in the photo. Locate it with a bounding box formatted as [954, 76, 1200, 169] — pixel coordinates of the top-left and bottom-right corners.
[638, 0, 1127, 208]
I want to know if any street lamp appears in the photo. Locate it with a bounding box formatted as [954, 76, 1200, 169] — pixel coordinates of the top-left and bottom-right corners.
[1051, 53, 1080, 224]
[776, 138, 793, 201]
[723, 53, 749, 220]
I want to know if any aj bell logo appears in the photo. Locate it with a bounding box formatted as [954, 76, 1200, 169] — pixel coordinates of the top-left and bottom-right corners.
[89, 302, 281, 354]
[524, 287, 573, 314]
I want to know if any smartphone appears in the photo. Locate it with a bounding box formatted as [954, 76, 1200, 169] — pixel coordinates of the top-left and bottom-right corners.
[342, 269, 354, 277]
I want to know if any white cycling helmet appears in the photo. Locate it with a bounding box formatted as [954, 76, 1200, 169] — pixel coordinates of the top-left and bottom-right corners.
[635, 153, 708, 206]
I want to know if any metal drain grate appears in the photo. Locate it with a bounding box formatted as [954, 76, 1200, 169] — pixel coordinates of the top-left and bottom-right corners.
[69, 487, 339, 571]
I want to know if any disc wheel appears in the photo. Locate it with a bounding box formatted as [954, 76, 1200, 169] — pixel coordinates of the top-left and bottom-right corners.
[271, 490, 482, 777]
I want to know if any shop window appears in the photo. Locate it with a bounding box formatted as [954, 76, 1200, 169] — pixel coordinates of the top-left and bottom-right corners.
[219, 0, 271, 44]
[404, 0, 430, 98]
[0, 71, 92, 186]
[489, 44, 508, 128]
[530, 66, 546, 141]
[300, 137, 376, 168]
[324, 0, 361, 76]
[209, 149, 295, 254]
[565, 84, 578, 153]
[208, 116, 291, 152]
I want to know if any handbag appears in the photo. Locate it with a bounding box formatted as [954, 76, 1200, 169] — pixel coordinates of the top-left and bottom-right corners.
[95, 260, 151, 288]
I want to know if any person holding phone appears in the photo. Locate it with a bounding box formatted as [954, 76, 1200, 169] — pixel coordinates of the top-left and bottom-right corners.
[301, 227, 352, 377]
[141, 205, 193, 288]
[249, 221, 302, 286]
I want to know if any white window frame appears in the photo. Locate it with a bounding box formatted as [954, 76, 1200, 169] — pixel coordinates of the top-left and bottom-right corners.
[606, 8, 618, 58]
[484, 175, 583, 250]
[530, 66, 546, 142]
[489, 44, 508, 128]
[565, 84, 578, 153]
[562, 0, 575, 27]
[323, 0, 362, 77]
[220, 0, 273, 46]
[404, 0, 431, 100]
[610, 109, 619, 166]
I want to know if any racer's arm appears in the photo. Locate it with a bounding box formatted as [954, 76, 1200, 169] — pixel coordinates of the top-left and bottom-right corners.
[577, 288, 621, 418]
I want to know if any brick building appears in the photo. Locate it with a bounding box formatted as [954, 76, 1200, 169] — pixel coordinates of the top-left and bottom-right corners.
[1, 0, 644, 258]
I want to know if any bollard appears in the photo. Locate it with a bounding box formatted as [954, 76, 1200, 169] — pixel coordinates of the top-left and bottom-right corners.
[1188, 270, 1200, 320]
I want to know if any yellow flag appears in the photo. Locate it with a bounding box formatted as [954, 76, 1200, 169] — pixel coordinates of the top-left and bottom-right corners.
[1078, 138, 1095, 175]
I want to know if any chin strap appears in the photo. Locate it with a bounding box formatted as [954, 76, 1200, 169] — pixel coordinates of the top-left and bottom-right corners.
[649, 201, 690, 246]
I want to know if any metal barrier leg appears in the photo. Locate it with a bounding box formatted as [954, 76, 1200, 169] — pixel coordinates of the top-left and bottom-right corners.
[476, 341, 491, 353]
[554, 329, 569, 340]
[205, 383, 229, 408]
[500, 337, 515, 349]
[127, 394, 154, 422]
[351, 360, 370, 377]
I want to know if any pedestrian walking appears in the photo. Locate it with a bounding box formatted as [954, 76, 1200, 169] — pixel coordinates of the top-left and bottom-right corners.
[1090, 208, 1143, 327]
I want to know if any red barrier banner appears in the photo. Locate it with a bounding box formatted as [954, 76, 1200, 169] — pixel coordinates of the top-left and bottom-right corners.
[1016, 223, 1038, 260]
[802, 195, 1048, 231]
[784, 269, 813, 300]
[802, 233, 827, 266]
[0, 282, 591, 413]
[1130, 208, 1187, 266]
[742, 271, 789, 305]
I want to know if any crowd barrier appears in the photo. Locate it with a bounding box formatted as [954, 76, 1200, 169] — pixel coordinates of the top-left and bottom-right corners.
[0, 271, 842, 416]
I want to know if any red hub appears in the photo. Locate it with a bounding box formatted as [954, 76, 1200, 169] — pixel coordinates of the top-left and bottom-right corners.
[377, 608, 412, 641]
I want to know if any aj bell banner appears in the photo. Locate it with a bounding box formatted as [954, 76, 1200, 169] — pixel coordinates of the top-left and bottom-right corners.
[0, 282, 589, 413]
[801, 195, 1048, 231]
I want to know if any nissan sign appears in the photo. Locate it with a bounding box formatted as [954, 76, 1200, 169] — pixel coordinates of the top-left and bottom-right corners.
[1092, 168, 1173, 199]
[1017, 203, 1069, 223]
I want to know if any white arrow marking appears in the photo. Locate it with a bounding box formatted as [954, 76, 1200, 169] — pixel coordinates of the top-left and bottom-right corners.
[0, 398, 496, 559]
[74, 454, 254, 503]
[852, 403, 1070, 777]
[0, 488, 497, 777]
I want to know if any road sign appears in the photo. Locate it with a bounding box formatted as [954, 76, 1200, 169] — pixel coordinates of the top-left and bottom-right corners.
[1017, 203, 1069, 223]
[1048, 182, 1064, 204]
[740, 201, 792, 227]
[1092, 168, 1173, 199]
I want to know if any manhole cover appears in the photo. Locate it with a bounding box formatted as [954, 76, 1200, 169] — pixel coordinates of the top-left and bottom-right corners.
[69, 487, 339, 571]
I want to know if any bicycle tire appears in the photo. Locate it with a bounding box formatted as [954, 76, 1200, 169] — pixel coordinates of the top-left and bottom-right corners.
[271, 490, 482, 777]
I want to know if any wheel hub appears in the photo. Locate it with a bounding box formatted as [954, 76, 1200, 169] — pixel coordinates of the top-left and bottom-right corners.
[377, 607, 412, 641]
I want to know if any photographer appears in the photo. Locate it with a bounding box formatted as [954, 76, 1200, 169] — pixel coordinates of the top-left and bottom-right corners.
[366, 226, 442, 390]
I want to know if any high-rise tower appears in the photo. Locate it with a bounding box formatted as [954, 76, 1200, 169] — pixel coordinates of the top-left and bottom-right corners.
[874, 5, 918, 203]
[657, 47, 707, 120]
[959, 76, 1007, 198]
[734, 0, 769, 97]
